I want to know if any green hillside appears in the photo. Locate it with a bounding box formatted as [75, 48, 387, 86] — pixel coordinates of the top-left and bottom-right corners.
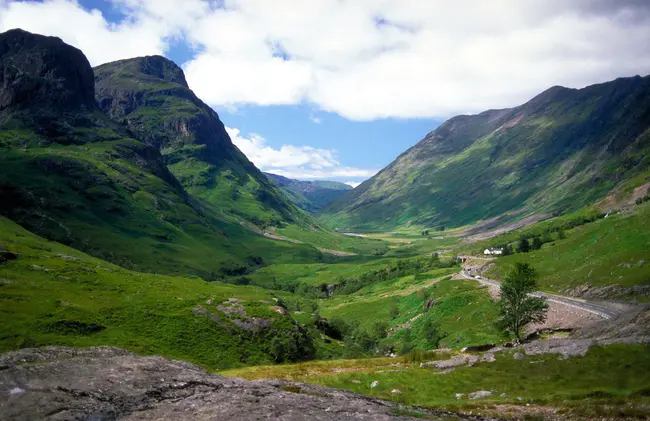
[320, 77, 650, 231]
[264, 172, 352, 213]
[0, 215, 341, 369]
[463, 201, 650, 301]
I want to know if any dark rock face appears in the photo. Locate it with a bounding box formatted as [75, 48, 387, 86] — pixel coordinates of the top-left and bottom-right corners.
[0, 347, 488, 421]
[0, 29, 95, 111]
[94, 56, 234, 155]
[133, 55, 189, 87]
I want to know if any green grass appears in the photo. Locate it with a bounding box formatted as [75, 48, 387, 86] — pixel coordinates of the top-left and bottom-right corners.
[477, 202, 650, 299]
[225, 344, 650, 418]
[320, 276, 502, 349]
[0, 216, 342, 369]
[276, 224, 389, 255]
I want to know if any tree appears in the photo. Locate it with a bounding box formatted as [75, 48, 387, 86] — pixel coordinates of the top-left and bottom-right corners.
[557, 228, 566, 240]
[389, 302, 400, 318]
[502, 244, 513, 256]
[517, 238, 530, 253]
[372, 321, 388, 340]
[399, 328, 415, 355]
[420, 318, 442, 348]
[497, 263, 548, 342]
[531, 236, 543, 250]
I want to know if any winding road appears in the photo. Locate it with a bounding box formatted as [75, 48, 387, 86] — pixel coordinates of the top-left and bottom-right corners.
[459, 270, 623, 319]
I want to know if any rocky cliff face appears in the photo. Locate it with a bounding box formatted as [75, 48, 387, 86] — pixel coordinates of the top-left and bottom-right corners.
[0, 28, 95, 111]
[0, 347, 484, 421]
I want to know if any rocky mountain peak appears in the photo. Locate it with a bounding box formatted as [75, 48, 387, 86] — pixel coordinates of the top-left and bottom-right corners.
[139, 55, 188, 87]
[0, 28, 95, 111]
[99, 55, 189, 88]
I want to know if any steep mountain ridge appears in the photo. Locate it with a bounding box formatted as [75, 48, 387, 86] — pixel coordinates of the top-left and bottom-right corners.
[320, 76, 650, 231]
[0, 29, 322, 277]
[264, 172, 352, 212]
[94, 56, 307, 228]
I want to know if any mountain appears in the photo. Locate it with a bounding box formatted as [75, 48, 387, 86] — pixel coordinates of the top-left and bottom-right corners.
[94, 56, 308, 229]
[0, 29, 322, 277]
[320, 76, 650, 231]
[264, 173, 352, 212]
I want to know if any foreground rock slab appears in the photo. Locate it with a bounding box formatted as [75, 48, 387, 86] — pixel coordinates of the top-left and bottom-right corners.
[0, 347, 492, 421]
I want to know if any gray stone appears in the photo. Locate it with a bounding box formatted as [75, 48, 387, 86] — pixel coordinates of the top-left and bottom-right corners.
[482, 353, 496, 362]
[468, 390, 493, 400]
[513, 352, 525, 360]
[370, 380, 380, 388]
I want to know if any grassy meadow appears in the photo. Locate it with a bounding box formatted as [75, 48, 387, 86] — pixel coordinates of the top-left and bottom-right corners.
[224, 344, 650, 419]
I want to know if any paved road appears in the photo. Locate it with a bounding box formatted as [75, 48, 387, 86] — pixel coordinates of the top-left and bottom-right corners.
[460, 270, 623, 319]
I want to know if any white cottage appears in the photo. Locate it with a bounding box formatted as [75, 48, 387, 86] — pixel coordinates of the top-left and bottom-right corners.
[484, 248, 503, 255]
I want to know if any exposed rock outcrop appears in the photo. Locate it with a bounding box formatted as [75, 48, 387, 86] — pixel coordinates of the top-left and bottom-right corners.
[0, 347, 493, 421]
[0, 28, 95, 111]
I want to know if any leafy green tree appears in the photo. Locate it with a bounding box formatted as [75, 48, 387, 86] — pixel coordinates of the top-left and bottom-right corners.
[517, 238, 530, 253]
[531, 236, 543, 250]
[420, 318, 442, 348]
[389, 302, 400, 318]
[497, 263, 548, 342]
[557, 228, 566, 240]
[372, 321, 389, 339]
[502, 244, 513, 256]
[399, 328, 415, 355]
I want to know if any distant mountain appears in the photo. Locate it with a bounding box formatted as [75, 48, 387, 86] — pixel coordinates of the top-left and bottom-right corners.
[264, 173, 352, 213]
[320, 76, 650, 231]
[0, 29, 322, 277]
[94, 56, 308, 228]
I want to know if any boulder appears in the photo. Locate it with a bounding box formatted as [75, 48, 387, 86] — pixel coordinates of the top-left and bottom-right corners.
[468, 391, 493, 400]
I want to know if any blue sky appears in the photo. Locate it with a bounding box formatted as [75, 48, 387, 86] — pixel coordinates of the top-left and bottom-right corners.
[2, 0, 648, 186]
[86, 0, 441, 186]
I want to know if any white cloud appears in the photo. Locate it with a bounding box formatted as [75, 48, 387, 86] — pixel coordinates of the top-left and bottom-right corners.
[225, 126, 377, 180]
[344, 181, 362, 188]
[2, 0, 650, 119]
[0, 0, 167, 66]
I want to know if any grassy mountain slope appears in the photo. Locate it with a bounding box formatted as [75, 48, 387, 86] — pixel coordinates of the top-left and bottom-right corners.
[94, 56, 309, 229]
[264, 172, 352, 213]
[0, 29, 325, 277]
[320, 76, 650, 231]
[461, 201, 650, 301]
[0, 215, 342, 369]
